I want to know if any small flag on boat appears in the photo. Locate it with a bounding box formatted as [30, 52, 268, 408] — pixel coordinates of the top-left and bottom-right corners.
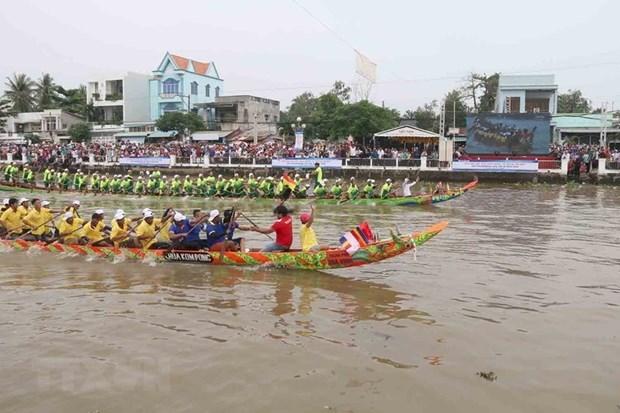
[282, 173, 297, 191]
[339, 221, 375, 255]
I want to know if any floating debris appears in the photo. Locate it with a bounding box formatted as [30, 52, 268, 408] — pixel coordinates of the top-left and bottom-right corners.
[477, 371, 497, 382]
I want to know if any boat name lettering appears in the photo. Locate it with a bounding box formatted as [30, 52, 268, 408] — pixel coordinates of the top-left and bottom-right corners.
[164, 252, 213, 263]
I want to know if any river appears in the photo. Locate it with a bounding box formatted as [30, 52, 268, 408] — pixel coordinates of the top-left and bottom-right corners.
[0, 184, 618, 412]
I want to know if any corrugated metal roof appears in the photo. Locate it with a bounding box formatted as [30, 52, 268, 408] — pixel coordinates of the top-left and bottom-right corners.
[552, 114, 613, 128]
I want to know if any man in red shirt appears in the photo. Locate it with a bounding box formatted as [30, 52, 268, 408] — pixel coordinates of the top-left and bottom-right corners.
[251, 205, 293, 252]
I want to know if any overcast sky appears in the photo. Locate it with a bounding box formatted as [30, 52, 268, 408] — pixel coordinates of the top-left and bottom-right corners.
[1, 0, 619, 112]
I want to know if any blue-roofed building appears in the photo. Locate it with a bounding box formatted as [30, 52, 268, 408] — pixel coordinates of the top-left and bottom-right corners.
[552, 113, 620, 145]
[149, 52, 223, 121]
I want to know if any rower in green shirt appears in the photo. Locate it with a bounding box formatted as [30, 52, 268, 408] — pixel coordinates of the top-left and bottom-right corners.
[346, 177, 359, 200]
[247, 173, 259, 197]
[22, 165, 34, 185]
[183, 175, 193, 196]
[330, 179, 343, 198]
[215, 175, 226, 196]
[363, 179, 375, 198]
[313, 179, 328, 198]
[43, 168, 54, 189]
[380, 178, 393, 199]
[134, 177, 145, 195]
[158, 176, 168, 196]
[171, 175, 182, 196]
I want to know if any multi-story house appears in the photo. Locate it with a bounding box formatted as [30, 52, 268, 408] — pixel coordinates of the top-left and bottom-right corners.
[495, 74, 558, 114]
[149, 52, 223, 121]
[86, 72, 151, 126]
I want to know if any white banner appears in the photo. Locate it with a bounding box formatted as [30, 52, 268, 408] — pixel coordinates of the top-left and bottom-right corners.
[294, 130, 304, 150]
[271, 158, 342, 169]
[453, 160, 538, 173]
[119, 157, 171, 167]
[355, 50, 377, 83]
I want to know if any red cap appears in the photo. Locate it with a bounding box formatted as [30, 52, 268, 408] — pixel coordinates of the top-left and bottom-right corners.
[300, 213, 311, 224]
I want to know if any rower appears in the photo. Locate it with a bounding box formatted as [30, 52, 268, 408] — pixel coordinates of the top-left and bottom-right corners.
[363, 179, 375, 198]
[0, 198, 23, 238]
[330, 179, 343, 198]
[299, 205, 320, 252]
[134, 177, 145, 195]
[17, 198, 30, 218]
[346, 177, 359, 200]
[169, 212, 210, 250]
[215, 175, 226, 196]
[250, 205, 293, 252]
[1, 198, 8, 213]
[433, 181, 446, 195]
[183, 175, 193, 196]
[110, 209, 138, 248]
[205, 209, 250, 252]
[247, 173, 259, 197]
[135, 209, 172, 249]
[43, 167, 54, 189]
[22, 165, 34, 185]
[380, 178, 393, 199]
[60, 169, 70, 190]
[402, 176, 420, 197]
[314, 179, 327, 198]
[80, 210, 112, 246]
[65, 200, 83, 225]
[40, 201, 55, 238]
[22, 198, 51, 241]
[56, 212, 82, 244]
[158, 176, 168, 196]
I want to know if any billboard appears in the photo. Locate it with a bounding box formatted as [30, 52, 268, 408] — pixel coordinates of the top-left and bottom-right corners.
[119, 157, 171, 167]
[466, 113, 551, 154]
[453, 160, 538, 173]
[271, 158, 342, 169]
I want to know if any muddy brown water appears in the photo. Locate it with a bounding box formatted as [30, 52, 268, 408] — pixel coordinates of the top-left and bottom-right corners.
[0, 184, 618, 412]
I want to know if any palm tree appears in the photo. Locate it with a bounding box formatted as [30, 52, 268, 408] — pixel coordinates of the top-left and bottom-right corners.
[4, 73, 36, 113]
[35, 73, 59, 110]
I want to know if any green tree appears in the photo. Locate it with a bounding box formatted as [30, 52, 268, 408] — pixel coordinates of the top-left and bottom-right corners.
[57, 85, 93, 119]
[558, 90, 591, 113]
[35, 73, 60, 110]
[280, 91, 318, 137]
[68, 122, 91, 142]
[156, 112, 204, 134]
[4, 73, 36, 113]
[333, 100, 398, 141]
[402, 110, 416, 120]
[330, 80, 351, 103]
[444, 89, 468, 130]
[313, 92, 345, 139]
[462, 72, 499, 112]
[412, 101, 439, 132]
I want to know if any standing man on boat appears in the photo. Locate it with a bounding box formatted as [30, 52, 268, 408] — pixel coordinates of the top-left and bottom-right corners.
[311, 162, 324, 188]
[251, 205, 293, 252]
[402, 176, 420, 197]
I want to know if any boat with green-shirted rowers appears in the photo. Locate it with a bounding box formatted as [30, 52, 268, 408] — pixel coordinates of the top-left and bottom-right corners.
[0, 175, 477, 208]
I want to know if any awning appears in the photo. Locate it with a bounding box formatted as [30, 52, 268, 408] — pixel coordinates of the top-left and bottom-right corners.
[191, 131, 221, 141]
[148, 130, 178, 138]
[374, 125, 440, 143]
[114, 132, 149, 139]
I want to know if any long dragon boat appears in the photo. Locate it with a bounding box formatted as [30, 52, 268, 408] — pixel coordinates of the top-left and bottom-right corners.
[0, 221, 447, 270]
[0, 179, 477, 207]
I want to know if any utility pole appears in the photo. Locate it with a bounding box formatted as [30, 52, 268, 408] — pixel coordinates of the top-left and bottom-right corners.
[600, 102, 608, 148]
[253, 113, 258, 145]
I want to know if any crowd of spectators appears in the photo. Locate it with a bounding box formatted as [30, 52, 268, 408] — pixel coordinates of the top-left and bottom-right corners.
[0, 140, 439, 170]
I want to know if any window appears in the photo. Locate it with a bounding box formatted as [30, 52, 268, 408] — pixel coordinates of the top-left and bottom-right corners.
[162, 79, 179, 95]
[191, 81, 198, 95]
[205, 84, 210, 97]
[505, 97, 520, 113]
[243, 108, 249, 123]
[45, 117, 57, 131]
[215, 86, 220, 97]
[264, 114, 270, 122]
[163, 103, 179, 113]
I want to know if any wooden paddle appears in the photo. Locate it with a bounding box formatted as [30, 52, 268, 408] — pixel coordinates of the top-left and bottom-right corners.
[239, 211, 274, 240]
[46, 221, 89, 245]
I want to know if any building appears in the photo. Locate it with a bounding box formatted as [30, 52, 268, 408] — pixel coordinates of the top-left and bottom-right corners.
[201, 95, 280, 134]
[495, 74, 558, 114]
[149, 52, 223, 121]
[551, 113, 620, 145]
[4, 109, 84, 142]
[86, 72, 151, 128]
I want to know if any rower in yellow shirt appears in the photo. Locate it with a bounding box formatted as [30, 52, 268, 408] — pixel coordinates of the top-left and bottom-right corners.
[21, 199, 52, 241]
[135, 208, 174, 249]
[17, 198, 30, 218]
[0, 198, 24, 238]
[110, 209, 139, 248]
[64, 200, 84, 225]
[299, 205, 320, 252]
[56, 212, 83, 244]
[80, 210, 112, 246]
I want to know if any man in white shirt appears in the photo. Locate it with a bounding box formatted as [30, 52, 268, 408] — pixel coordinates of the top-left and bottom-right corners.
[402, 176, 420, 197]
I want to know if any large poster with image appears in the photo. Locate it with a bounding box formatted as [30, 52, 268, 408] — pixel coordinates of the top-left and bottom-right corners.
[466, 113, 551, 154]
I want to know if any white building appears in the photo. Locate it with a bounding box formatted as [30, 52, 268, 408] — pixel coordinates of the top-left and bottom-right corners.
[3, 109, 84, 142]
[495, 74, 558, 114]
[86, 72, 151, 128]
